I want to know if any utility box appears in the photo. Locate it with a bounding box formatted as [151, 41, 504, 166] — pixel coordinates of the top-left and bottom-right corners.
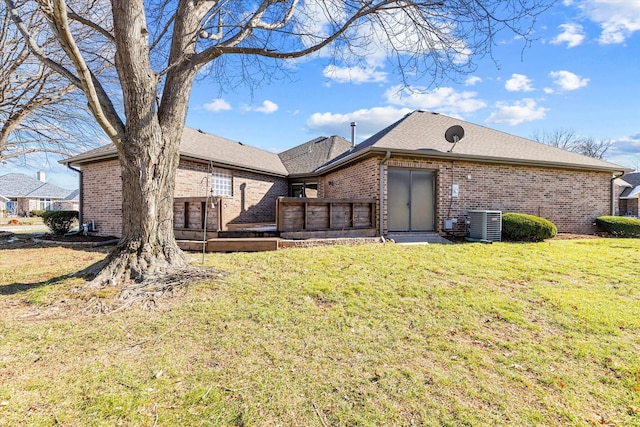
[468, 210, 502, 242]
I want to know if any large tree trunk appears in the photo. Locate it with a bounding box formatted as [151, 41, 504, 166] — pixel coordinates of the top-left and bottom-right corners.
[89, 124, 189, 286]
[84, 0, 195, 288]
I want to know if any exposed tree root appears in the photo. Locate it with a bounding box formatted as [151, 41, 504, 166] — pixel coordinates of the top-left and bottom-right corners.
[80, 266, 226, 314]
[76, 240, 226, 313]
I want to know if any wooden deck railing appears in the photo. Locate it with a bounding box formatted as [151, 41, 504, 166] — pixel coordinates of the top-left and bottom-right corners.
[276, 197, 377, 239]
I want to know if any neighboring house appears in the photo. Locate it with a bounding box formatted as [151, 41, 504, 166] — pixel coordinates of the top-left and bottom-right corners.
[53, 189, 80, 212]
[62, 110, 631, 238]
[0, 172, 78, 217]
[618, 172, 640, 217]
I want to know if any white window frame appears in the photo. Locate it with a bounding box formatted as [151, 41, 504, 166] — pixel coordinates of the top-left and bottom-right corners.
[211, 168, 233, 197]
[39, 198, 52, 210]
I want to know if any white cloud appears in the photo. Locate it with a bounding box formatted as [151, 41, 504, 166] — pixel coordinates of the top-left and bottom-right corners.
[505, 74, 534, 92]
[306, 106, 412, 138]
[485, 99, 548, 126]
[549, 70, 589, 91]
[465, 76, 482, 86]
[551, 23, 585, 47]
[384, 85, 487, 116]
[323, 65, 388, 84]
[204, 98, 232, 112]
[246, 100, 279, 114]
[578, 0, 640, 44]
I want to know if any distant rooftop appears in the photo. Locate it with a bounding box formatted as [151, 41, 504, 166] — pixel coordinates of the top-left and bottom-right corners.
[0, 173, 75, 199]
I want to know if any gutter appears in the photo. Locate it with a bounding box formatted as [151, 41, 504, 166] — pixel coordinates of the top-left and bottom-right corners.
[379, 151, 391, 238]
[611, 171, 626, 215]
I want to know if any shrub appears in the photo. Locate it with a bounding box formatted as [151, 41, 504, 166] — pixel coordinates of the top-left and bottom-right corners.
[596, 216, 640, 237]
[42, 210, 79, 235]
[502, 212, 558, 242]
[30, 209, 46, 217]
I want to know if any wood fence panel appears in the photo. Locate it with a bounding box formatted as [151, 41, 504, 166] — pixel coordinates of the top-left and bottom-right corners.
[276, 197, 376, 238]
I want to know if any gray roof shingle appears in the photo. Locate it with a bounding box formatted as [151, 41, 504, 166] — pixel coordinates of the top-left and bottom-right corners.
[320, 110, 631, 173]
[619, 172, 640, 198]
[62, 127, 289, 176]
[0, 173, 74, 199]
[278, 135, 352, 175]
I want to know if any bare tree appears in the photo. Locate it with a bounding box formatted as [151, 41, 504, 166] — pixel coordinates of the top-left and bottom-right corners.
[0, 1, 104, 163]
[5, 0, 553, 287]
[532, 128, 613, 160]
[576, 136, 613, 160]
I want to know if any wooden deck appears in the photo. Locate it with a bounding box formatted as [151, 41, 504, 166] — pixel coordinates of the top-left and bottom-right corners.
[177, 237, 279, 252]
[174, 196, 380, 252]
[276, 197, 377, 239]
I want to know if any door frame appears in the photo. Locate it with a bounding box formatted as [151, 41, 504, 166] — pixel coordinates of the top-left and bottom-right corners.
[386, 167, 437, 233]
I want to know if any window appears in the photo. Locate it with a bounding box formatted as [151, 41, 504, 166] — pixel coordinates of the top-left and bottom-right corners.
[211, 168, 232, 197]
[290, 182, 318, 198]
[39, 198, 52, 210]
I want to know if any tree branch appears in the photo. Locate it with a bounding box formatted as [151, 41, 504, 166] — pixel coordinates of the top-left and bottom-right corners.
[50, 0, 122, 139]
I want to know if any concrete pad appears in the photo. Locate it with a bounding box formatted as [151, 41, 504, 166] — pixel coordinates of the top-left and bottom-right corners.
[387, 233, 453, 245]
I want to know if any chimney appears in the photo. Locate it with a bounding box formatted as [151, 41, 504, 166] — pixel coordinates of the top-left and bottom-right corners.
[350, 122, 357, 148]
[37, 171, 46, 182]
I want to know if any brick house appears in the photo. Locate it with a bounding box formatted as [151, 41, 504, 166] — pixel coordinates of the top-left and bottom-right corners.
[310, 111, 631, 235]
[62, 110, 630, 238]
[62, 127, 302, 237]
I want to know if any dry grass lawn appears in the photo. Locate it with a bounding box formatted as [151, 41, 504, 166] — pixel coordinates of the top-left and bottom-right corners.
[1, 237, 639, 426]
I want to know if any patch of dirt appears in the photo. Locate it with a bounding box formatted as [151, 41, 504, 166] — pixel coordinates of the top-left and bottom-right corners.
[549, 233, 602, 240]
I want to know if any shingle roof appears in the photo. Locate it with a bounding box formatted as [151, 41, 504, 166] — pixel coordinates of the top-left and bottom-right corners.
[62, 127, 289, 176]
[319, 110, 631, 173]
[619, 172, 640, 198]
[64, 189, 80, 201]
[0, 173, 74, 199]
[278, 135, 352, 175]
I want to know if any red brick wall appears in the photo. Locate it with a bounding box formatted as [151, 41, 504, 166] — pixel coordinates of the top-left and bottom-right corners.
[320, 155, 614, 235]
[81, 159, 123, 237]
[81, 158, 288, 236]
[219, 169, 288, 226]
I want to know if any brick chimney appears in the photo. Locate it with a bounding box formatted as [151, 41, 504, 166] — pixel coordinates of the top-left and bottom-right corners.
[37, 171, 46, 182]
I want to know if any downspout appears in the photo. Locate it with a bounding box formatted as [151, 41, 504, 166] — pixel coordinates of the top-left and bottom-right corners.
[611, 171, 626, 216]
[379, 151, 391, 238]
[66, 164, 83, 224]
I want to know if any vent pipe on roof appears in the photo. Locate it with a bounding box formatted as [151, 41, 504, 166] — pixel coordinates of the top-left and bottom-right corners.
[350, 122, 357, 148]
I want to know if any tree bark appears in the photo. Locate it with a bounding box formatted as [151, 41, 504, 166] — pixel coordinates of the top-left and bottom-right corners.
[87, 0, 194, 287]
[87, 125, 188, 286]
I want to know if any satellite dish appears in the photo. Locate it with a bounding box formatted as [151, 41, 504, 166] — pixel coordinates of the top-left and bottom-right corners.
[445, 125, 465, 143]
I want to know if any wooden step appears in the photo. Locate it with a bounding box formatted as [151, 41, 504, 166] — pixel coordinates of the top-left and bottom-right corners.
[218, 230, 279, 239]
[177, 238, 279, 253]
[177, 240, 207, 252]
[174, 228, 218, 240]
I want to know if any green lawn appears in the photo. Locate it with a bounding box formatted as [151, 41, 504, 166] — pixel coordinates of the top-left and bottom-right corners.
[1, 238, 639, 426]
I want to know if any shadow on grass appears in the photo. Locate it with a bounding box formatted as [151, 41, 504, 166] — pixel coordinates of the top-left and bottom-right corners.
[0, 274, 86, 296]
[0, 232, 114, 253]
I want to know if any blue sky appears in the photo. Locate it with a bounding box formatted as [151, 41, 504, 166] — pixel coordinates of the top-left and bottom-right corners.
[4, 0, 640, 190]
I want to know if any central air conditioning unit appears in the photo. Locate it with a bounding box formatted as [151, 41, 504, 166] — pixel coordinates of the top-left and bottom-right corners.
[468, 210, 502, 242]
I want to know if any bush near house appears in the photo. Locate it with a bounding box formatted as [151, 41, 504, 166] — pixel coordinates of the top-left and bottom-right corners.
[502, 212, 558, 242]
[596, 216, 640, 237]
[29, 209, 46, 217]
[42, 210, 79, 235]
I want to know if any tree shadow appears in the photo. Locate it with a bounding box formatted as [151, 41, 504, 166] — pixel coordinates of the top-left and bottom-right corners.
[0, 273, 88, 296]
